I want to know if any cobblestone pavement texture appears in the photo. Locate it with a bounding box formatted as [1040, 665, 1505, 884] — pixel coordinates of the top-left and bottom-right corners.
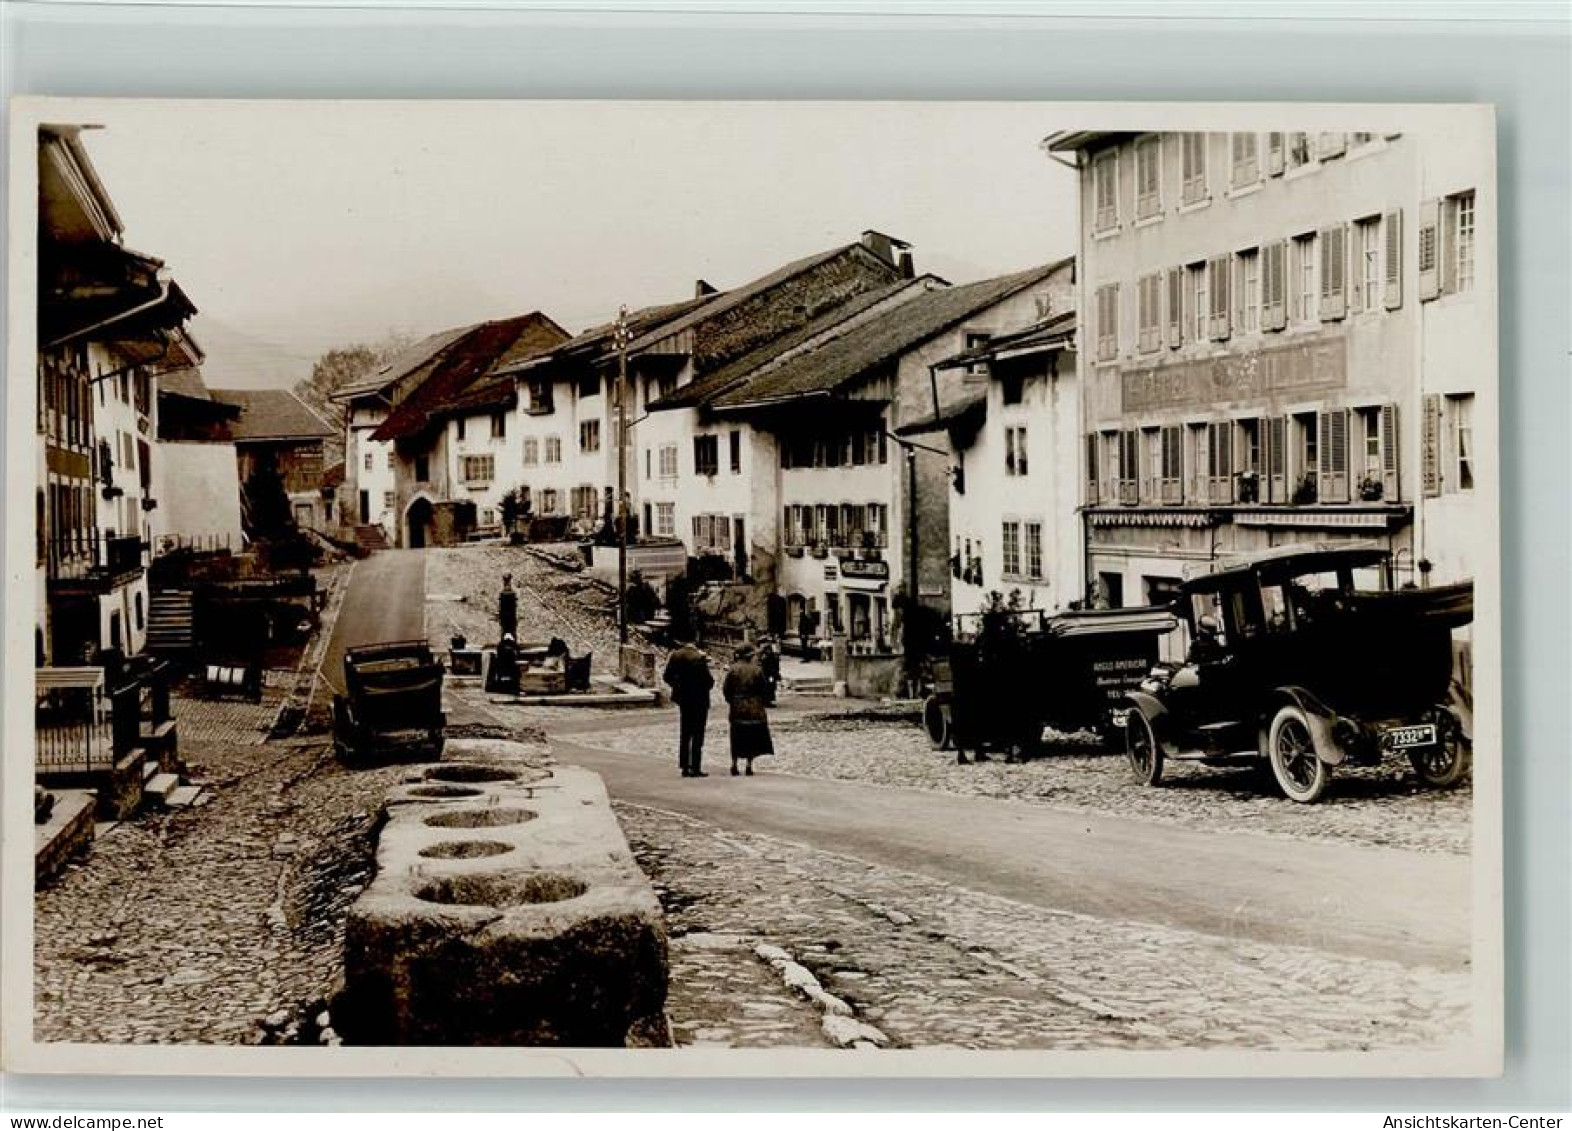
[618, 804, 1471, 1051]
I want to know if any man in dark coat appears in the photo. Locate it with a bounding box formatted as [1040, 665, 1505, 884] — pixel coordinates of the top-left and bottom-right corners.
[662, 636, 714, 778]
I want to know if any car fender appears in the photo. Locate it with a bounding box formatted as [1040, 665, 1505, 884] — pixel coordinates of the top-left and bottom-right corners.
[1263, 685, 1346, 766]
[1443, 693, 1473, 742]
[1124, 690, 1169, 735]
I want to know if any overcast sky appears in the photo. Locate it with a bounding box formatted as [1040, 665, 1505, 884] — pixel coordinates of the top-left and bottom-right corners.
[78, 101, 1078, 389]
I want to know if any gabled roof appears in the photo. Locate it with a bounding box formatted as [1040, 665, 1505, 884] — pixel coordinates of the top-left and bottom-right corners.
[369, 312, 569, 442]
[894, 386, 988, 438]
[210, 388, 336, 443]
[500, 294, 716, 378]
[650, 277, 934, 411]
[329, 324, 480, 403]
[710, 259, 1071, 413]
[622, 241, 883, 355]
[158, 366, 213, 402]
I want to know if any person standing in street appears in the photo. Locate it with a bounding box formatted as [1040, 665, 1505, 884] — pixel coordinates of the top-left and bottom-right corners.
[662, 635, 714, 778]
[723, 643, 775, 777]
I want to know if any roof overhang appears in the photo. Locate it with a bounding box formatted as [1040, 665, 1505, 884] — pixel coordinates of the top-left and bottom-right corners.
[1042, 130, 1122, 154]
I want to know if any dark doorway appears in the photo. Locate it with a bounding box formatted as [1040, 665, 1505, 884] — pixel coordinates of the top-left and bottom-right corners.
[359, 490, 370, 524]
[406, 497, 434, 549]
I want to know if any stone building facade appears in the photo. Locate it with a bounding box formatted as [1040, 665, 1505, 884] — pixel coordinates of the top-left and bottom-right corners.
[1046, 126, 1492, 609]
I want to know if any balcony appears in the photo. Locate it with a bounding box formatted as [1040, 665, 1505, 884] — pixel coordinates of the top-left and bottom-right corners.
[46, 531, 146, 594]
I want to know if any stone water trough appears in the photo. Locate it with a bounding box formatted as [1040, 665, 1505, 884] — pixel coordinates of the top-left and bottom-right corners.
[336, 739, 669, 1046]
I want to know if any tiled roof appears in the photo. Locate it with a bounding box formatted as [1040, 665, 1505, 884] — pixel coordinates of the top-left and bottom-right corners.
[369, 313, 569, 442]
[500, 294, 718, 377]
[209, 388, 337, 442]
[650, 277, 933, 411]
[622, 242, 868, 354]
[711, 260, 1071, 412]
[895, 386, 988, 437]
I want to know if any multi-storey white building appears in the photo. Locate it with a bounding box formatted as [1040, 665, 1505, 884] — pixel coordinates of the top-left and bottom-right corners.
[1045, 126, 1493, 608]
[904, 301, 1081, 630]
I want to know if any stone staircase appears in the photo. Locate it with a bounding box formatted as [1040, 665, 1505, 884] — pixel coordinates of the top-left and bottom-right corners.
[146, 590, 195, 659]
[353, 525, 390, 554]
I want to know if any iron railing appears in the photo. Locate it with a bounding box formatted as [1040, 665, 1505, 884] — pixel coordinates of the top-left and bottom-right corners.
[45, 531, 145, 582]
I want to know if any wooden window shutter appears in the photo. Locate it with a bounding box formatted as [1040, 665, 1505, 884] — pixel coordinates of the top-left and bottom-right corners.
[1166, 267, 1183, 347]
[1267, 132, 1285, 176]
[1319, 225, 1347, 320]
[1085, 434, 1100, 504]
[1421, 393, 1442, 496]
[1268, 415, 1288, 503]
[1193, 426, 1209, 502]
[1210, 257, 1231, 340]
[1383, 209, 1403, 310]
[1439, 197, 1460, 295]
[1380, 403, 1400, 499]
[1317, 132, 1347, 159]
[1266, 240, 1288, 330]
[1318, 408, 1349, 502]
[1418, 198, 1441, 301]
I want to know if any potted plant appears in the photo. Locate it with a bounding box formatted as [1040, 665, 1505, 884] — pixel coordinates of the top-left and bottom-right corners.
[784, 544, 804, 558]
[810, 542, 828, 559]
[1291, 473, 1318, 506]
[1358, 474, 1385, 502]
[1236, 471, 1260, 504]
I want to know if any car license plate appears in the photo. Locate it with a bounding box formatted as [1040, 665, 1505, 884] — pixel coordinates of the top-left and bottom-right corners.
[1386, 723, 1437, 750]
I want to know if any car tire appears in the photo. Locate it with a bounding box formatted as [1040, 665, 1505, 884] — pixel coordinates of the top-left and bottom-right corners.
[1125, 709, 1164, 787]
[1409, 710, 1471, 789]
[924, 696, 953, 751]
[1268, 703, 1330, 803]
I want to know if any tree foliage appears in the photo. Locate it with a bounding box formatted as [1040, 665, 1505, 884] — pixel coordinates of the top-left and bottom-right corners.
[292, 332, 415, 421]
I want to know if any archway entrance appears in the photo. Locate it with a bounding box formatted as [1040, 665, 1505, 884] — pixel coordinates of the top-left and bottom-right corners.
[406, 497, 434, 549]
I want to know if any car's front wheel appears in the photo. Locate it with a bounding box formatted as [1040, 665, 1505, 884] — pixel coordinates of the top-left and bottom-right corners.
[1125, 709, 1164, 786]
[1268, 703, 1330, 803]
[1409, 709, 1471, 789]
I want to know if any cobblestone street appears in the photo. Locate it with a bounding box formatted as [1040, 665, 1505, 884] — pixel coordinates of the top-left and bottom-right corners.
[619, 803, 1472, 1052]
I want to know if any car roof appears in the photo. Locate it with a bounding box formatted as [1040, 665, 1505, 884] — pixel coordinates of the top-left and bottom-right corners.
[1182, 542, 1390, 589]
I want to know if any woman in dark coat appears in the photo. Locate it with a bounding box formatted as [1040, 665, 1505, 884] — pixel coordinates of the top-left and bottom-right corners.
[723, 643, 775, 776]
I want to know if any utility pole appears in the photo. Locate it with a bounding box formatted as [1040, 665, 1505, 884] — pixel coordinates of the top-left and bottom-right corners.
[614, 306, 631, 645]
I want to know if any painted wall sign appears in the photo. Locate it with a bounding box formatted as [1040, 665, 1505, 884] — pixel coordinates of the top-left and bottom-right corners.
[838, 558, 891, 581]
[1121, 337, 1346, 413]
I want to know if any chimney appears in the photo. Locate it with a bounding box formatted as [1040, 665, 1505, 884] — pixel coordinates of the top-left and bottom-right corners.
[860, 230, 895, 265]
[897, 251, 914, 279]
[695, 279, 718, 298]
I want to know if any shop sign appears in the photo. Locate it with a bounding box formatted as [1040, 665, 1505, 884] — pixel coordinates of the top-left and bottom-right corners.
[839, 558, 890, 581]
[1122, 336, 1346, 413]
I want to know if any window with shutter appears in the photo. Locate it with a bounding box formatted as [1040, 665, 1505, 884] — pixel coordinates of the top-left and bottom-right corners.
[1384, 209, 1403, 309]
[1230, 133, 1259, 187]
[1181, 133, 1208, 204]
[1096, 284, 1119, 361]
[1119, 430, 1139, 504]
[1448, 393, 1475, 492]
[1421, 393, 1442, 496]
[1135, 137, 1162, 219]
[1267, 132, 1285, 176]
[1380, 403, 1400, 499]
[1209, 257, 1231, 340]
[1094, 151, 1119, 232]
[1267, 415, 1287, 502]
[1319, 225, 1347, 320]
[1085, 434, 1100, 505]
[1418, 198, 1441, 301]
[1207, 421, 1234, 502]
[1166, 267, 1184, 347]
[1161, 425, 1183, 503]
[1317, 408, 1349, 502]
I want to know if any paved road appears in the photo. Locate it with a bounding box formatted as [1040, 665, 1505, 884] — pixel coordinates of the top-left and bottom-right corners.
[319, 549, 426, 695]
[551, 721, 1470, 972]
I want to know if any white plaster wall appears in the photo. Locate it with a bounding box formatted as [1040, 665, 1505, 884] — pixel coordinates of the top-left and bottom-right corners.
[159, 441, 243, 549]
[446, 411, 519, 528]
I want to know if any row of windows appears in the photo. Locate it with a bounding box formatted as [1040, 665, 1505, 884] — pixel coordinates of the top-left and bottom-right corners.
[363, 450, 395, 472]
[522, 436, 564, 466]
[692, 432, 743, 478]
[951, 521, 1046, 587]
[1093, 193, 1475, 362]
[454, 413, 508, 441]
[778, 427, 889, 470]
[1096, 131, 1387, 233]
[1086, 396, 1474, 507]
[782, 503, 891, 550]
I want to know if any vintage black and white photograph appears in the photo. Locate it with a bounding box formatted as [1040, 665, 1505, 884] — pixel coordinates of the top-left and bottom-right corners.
[8, 99, 1500, 1074]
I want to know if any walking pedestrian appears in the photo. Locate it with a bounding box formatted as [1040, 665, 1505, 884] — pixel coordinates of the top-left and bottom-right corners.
[662, 635, 714, 778]
[723, 643, 775, 777]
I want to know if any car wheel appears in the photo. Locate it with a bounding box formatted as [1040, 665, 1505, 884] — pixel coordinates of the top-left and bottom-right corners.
[1268, 704, 1330, 803]
[1409, 710, 1471, 789]
[1125, 709, 1164, 786]
[923, 696, 952, 751]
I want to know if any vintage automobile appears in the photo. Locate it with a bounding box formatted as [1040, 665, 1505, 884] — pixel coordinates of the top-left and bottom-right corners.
[926, 603, 1178, 759]
[1122, 544, 1473, 803]
[333, 640, 446, 764]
